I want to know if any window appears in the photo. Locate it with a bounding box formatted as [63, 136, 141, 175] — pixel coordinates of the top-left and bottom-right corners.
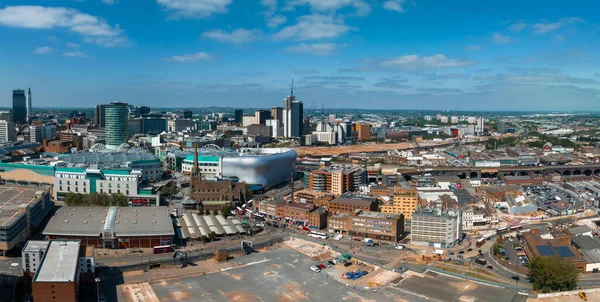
[67, 181, 70, 185]
[109, 189, 112, 194]
[75, 187, 78, 192]
[117, 184, 120, 188]
[59, 186, 62, 191]
[59, 180, 62, 184]
[83, 188, 87, 193]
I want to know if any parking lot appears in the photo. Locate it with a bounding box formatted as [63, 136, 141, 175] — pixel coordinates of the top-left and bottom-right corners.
[135, 248, 424, 302]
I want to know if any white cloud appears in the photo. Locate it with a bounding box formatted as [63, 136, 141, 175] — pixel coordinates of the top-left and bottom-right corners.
[267, 14, 287, 28]
[156, 0, 233, 19]
[63, 50, 89, 58]
[274, 14, 352, 40]
[383, 0, 407, 13]
[202, 28, 263, 43]
[509, 22, 526, 32]
[466, 45, 482, 51]
[533, 17, 582, 34]
[102, 0, 117, 5]
[33, 46, 52, 54]
[164, 52, 211, 62]
[378, 54, 477, 71]
[492, 33, 510, 44]
[286, 0, 371, 16]
[66, 42, 80, 49]
[0, 5, 129, 47]
[285, 43, 345, 56]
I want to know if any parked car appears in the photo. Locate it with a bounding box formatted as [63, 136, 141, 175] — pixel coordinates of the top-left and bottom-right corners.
[458, 251, 465, 254]
[467, 248, 473, 252]
[327, 260, 335, 266]
[487, 265, 494, 270]
[353, 237, 362, 241]
[344, 262, 352, 267]
[310, 266, 321, 273]
[395, 245, 404, 250]
[511, 276, 520, 281]
[450, 252, 455, 255]
[318, 264, 327, 269]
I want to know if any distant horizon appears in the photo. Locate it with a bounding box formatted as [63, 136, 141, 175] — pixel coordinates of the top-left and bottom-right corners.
[5, 106, 600, 114]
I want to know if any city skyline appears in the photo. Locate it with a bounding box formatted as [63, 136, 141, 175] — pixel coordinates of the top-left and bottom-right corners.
[0, 1, 599, 110]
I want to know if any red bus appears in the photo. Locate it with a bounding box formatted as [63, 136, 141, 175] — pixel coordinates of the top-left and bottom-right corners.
[476, 237, 486, 248]
[153, 245, 173, 254]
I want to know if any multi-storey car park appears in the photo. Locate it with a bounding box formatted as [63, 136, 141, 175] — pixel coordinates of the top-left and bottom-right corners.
[0, 184, 53, 255]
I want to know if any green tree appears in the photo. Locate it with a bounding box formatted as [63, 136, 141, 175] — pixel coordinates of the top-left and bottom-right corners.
[208, 231, 216, 241]
[213, 209, 219, 216]
[64, 192, 83, 206]
[221, 205, 231, 217]
[527, 256, 579, 292]
[205, 209, 211, 215]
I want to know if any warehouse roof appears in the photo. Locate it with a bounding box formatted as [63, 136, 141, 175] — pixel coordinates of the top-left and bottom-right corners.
[330, 195, 376, 207]
[34, 240, 80, 282]
[43, 207, 175, 237]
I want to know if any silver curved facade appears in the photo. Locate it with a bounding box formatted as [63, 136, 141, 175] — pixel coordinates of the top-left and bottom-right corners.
[221, 148, 297, 188]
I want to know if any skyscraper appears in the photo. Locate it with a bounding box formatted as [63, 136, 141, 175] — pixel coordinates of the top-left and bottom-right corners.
[497, 120, 505, 134]
[254, 110, 271, 125]
[94, 104, 107, 128]
[105, 102, 129, 149]
[12, 90, 27, 124]
[234, 109, 243, 123]
[282, 81, 303, 138]
[26, 88, 32, 122]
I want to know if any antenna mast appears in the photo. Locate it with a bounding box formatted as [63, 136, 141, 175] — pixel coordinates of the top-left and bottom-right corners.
[291, 78, 294, 96]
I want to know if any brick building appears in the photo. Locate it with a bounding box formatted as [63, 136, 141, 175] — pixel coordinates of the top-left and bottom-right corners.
[276, 202, 316, 225]
[328, 195, 378, 213]
[308, 207, 328, 230]
[381, 183, 420, 220]
[501, 174, 543, 186]
[32, 240, 81, 302]
[327, 210, 404, 242]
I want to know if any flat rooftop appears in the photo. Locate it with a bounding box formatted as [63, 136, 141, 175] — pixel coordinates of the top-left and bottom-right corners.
[43, 206, 175, 237]
[355, 211, 402, 220]
[23, 240, 50, 253]
[0, 185, 48, 228]
[34, 240, 80, 282]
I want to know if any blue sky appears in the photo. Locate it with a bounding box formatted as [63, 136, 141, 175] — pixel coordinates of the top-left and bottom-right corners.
[0, 0, 599, 111]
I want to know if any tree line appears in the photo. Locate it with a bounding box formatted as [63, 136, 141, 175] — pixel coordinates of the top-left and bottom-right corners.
[64, 192, 129, 207]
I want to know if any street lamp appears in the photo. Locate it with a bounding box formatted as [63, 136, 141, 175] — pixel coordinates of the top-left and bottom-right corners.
[95, 278, 101, 302]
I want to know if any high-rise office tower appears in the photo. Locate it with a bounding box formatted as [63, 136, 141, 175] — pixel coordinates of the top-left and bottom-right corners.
[282, 81, 304, 138]
[105, 102, 129, 149]
[497, 120, 505, 134]
[234, 109, 243, 123]
[0, 120, 15, 142]
[271, 107, 283, 128]
[12, 90, 27, 124]
[94, 104, 107, 128]
[26, 88, 32, 122]
[254, 110, 271, 125]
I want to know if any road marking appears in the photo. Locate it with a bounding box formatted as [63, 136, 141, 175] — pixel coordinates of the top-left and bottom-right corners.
[220, 259, 270, 272]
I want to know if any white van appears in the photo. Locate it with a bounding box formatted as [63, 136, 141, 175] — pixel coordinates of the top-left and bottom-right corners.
[310, 266, 321, 273]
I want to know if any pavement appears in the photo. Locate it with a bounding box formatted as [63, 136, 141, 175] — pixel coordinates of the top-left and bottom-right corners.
[119, 247, 529, 302]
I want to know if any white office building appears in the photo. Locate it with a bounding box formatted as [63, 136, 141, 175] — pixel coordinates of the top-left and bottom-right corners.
[29, 124, 56, 143]
[0, 120, 15, 142]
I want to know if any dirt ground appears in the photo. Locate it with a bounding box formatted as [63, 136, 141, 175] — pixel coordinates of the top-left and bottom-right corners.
[283, 237, 340, 260]
[528, 290, 600, 302]
[121, 283, 160, 302]
[294, 142, 414, 157]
